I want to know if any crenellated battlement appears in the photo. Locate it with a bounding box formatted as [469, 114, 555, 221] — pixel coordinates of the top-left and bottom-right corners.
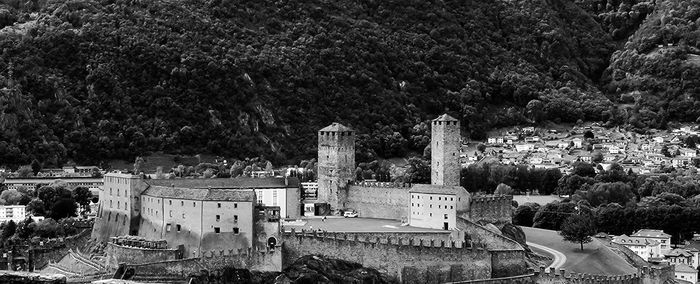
[110, 236, 168, 250]
[471, 195, 512, 203]
[533, 265, 672, 283]
[199, 246, 279, 258]
[350, 181, 412, 188]
[283, 229, 472, 250]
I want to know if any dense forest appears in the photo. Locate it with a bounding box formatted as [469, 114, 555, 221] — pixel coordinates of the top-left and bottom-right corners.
[0, 0, 696, 167]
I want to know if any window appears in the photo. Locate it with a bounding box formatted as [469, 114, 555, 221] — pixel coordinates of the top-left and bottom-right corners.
[182, 213, 186, 219]
[117, 201, 120, 209]
[450, 206, 453, 209]
[166, 224, 171, 232]
[430, 213, 432, 217]
[450, 197, 453, 201]
[169, 200, 172, 205]
[176, 224, 181, 232]
[181, 201, 184, 206]
[411, 203, 414, 207]
[439, 197, 442, 201]
[234, 215, 238, 222]
[217, 203, 221, 208]
[110, 188, 113, 195]
[444, 214, 448, 220]
[430, 197, 433, 200]
[169, 210, 172, 217]
[233, 227, 239, 234]
[110, 200, 113, 208]
[193, 202, 196, 207]
[234, 203, 238, 209]
[216, 215, 220, 222]
[430, 204, 432, 208]
[214, 227, 220, 234]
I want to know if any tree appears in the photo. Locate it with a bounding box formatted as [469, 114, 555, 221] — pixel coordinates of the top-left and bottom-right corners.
[592, 151, 603, 163]
[50, 198, 78, 220]
[572, 162, 596, 177]
[1, 220, 16, 241]
[30, 159, 41, 176]
[495, 183, 513, 195]
[0, 189, 26, 205]
[584, 130, 594, 139]
[477, 143, 486, 152]
[26, 198, 45, 216]
[16, 166, 33, 178]
[72, 187, 92, 213]
[404, 157, 430, 183]
[513, 203, 539, 227]
[133, 156, 145, 174]
[559, 214, 596, 250]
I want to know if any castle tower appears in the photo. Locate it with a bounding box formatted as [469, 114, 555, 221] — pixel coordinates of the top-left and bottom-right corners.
[317, 123, 356, 212]
[431, 114, 460, 186]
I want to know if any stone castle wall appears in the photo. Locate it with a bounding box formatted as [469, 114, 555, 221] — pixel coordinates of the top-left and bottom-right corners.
[343, 182, 411, 219]
[119, 247, 282, 281]
[104, 241, 179, 270]
[456, 217, 522, 251]
[468, 195, 513, 225]
[446, 266, 674, 284]
[90, 211, 132, 243]
[281, 229, 503, 283]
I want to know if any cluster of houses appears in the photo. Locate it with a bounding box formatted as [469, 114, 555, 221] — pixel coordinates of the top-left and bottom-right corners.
[463, 124, 700, 175]
[611, 229, 700, 284]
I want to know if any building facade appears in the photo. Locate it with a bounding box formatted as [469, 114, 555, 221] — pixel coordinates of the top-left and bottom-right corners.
[632, 229, 672, 254]
[0, 205, 26, 223]
[613, 234, 661, 260]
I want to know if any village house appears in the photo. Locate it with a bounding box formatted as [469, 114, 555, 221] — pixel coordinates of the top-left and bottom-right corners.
[515, 143, 535, 152]
[674, 264, 698, 284]
[572, 138, 583, 149]
[632, 229, 672, 254]
[665, 248, 694, 266]
[681, 148, 697, 158]
[612, 234, 661, 261]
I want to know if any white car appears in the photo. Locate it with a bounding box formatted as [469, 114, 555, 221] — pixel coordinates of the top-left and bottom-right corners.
[343, 211, 358, 218]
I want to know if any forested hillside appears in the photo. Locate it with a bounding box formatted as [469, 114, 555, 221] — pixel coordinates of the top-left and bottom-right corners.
[0, 0, 689, 167]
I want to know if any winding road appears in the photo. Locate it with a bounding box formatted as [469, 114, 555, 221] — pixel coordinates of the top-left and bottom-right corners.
[527, 241, 566, 269]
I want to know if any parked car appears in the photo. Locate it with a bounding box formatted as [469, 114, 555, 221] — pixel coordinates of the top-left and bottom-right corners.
[343, 210, 358, 218]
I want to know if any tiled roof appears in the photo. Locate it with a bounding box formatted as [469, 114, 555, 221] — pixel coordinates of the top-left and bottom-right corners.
[409, 184, 466, 195]
[665, 248, 693, 258]
[675, 263, 698, 273]
[142, 186, 255, 202]
[319, 123, 353, 132]
[632, 229, 671, 238]
[146, 177, 299, 189]
[433, 114, 458, 122]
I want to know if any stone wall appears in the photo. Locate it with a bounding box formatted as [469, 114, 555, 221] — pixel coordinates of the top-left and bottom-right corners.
[104, 242, 179, 270]
[281, 230, 491, 283]
[90, 211, 131, 242]
[467, 195, 513, 225]
[490, 250, 528, 278]
[121, 248, 282, 281]
[456, 217, 523, 251]
[35, 229, 92, 269]
[446, 266, 674, 284]
[344, 183, 411, 220]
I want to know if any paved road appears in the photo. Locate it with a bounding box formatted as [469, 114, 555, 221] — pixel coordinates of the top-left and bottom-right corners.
[527, 241, 566, 269]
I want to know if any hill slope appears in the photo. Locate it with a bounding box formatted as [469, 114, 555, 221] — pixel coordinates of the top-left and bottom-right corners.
[0, 0, 618, 166]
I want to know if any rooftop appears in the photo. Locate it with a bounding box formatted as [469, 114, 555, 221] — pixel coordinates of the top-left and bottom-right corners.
[433, 113, 458, 122]
[142, 186, 255, 202]
[632, 229, 671, 238]
[665, 248, 693, 258]
[146, 176, 299, 189]
[319, 122, 353, 132]
[675, 263, 698, 273]
[612, 235, 660, 246]
[409, 184, 466, 195]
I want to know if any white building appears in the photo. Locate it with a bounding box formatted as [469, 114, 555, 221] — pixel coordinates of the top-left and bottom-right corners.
[572, 138, 583, 149]
[665, 248, 694, 266]
[632, 229, 672, 254]
[409, 184, 470, 230]
[0, 205, 27, 224]
[612, 234, 661, 261]
[515, 144, 535, 152]
[675, 264, 697, 284]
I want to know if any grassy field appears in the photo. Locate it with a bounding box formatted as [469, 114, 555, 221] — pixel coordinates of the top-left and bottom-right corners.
[522, 226, 637, 275]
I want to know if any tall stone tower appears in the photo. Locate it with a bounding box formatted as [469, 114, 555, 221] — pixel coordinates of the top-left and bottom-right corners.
[431, 114, 460, 186]
[317, 123, 356, 212]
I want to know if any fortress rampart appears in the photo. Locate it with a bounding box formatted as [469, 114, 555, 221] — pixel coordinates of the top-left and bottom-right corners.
[468, 195, 513, 225]
[446, 265, 674, 284]
[281, 229, 527, 283]
[114, 246, 282, 281]
[105, 239, 180, 269]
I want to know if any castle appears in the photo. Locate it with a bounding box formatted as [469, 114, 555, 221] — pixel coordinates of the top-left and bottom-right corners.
[311, 114, 513, 226]
[87, 114, 558, 283]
